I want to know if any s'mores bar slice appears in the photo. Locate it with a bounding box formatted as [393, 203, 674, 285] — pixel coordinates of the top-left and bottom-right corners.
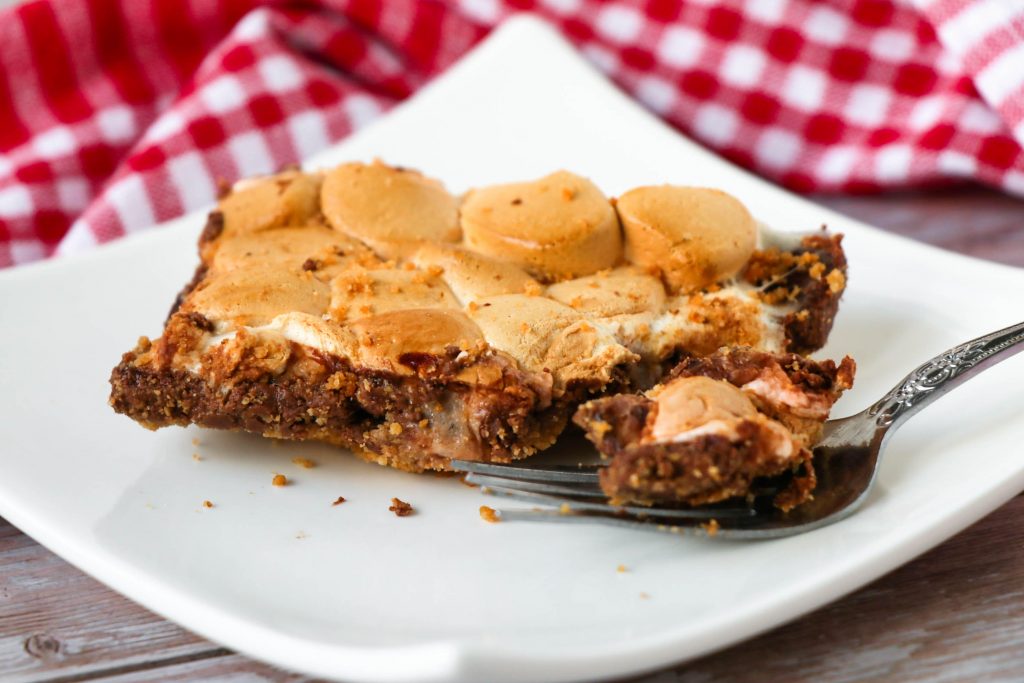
[110, 161, 851, 476]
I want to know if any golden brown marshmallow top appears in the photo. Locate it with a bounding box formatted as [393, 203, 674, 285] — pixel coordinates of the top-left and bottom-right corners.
[177, 162, 784, 391]
[218, 170, 323, 239]
[321, 160, 461, 258]
[410, 243, 540, 305]
[646, 376, 757, 442]
[643, 375, 803, 463]
[617, 185, 757, 293]
[460, 170, 622, 281]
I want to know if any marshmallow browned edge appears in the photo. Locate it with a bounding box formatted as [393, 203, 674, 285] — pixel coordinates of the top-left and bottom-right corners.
[616, 186, 757, 293]
[460, 170, 622, 282]
[321, 160, 461, 259]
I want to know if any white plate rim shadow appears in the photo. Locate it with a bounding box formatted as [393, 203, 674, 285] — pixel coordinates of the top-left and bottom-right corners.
[2, 14, 1024, 683]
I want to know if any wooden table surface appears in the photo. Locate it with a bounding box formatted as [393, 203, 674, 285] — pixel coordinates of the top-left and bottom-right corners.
[2, 187, 1023, 683]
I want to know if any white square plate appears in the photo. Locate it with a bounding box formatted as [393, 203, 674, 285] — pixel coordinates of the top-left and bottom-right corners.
[2, 16, 1023, 683]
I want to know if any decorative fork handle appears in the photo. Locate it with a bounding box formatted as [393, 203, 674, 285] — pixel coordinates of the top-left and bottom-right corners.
[868, 320, 1024, 430]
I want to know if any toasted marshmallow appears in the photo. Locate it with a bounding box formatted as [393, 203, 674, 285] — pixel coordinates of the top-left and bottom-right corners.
[321, 161, 461, 258]
[348, 309, 484, 374]
[208, 225, 369, 280]
[185, 267, 330, 328]
[410, 243, 540, 305]
[650, 290, 769, 358]
[467, 294, 636, 387]
[546, 266, 666, 318]
[466, 294, 582, 373]
[328, 264, 459, 323]
[742, 364, 832, 419]
[219, 170, 323, 237]
[617, 186, 756, 293]
[460, 170, 622, 281]
[646, 376, 757, 443]
[645, 376, 798, 459]
[259, 312, 359, 360]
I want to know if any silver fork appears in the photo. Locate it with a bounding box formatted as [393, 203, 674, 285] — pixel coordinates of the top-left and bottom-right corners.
[451, 321, 1024, 539]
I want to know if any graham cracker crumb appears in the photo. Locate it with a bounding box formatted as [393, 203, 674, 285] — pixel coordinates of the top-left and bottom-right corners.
[192, 453, 202, 462]
[389, 497, 414, 517]
[591, 420, 611, 439]
[616, 564, 627, 573]
[703, 519, 720, 537]
[272, 474, 288, 487]
[826, 268, 846, 293]
[479, 505, 500, 523]
[523, 281, 543, 297]
[389, 422, 404, 435]
[292, 457, 315, 469]
[332, 496, 346, 506]
[202, 500, 213, 509]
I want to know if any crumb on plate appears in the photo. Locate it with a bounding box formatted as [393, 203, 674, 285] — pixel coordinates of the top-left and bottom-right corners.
[389, 497, 413, 517]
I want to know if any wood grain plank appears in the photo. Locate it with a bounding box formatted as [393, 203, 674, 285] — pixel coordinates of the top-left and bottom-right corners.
[647, 495, 1024, 683]
[816, 188, 1024, 267]
[1, 187, 1022, 682]
[0, 520, 218, 683]
[5, 494, 1024, 683]
[76, 653, 306, 682]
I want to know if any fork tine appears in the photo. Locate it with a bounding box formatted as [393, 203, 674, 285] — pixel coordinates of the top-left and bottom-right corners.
[494, 508, 698, 534]
[479, 484, 756, 519]
[450, 459, 602, 484]
[465, 472, 607, 498]
[492, 507, 774, 538]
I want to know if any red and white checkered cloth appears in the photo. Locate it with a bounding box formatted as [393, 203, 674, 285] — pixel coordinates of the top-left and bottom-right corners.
[1, 0, 1022, 268]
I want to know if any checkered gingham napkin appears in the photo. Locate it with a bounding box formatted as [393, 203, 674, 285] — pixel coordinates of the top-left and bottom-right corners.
[1, 0, 1022, 268]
